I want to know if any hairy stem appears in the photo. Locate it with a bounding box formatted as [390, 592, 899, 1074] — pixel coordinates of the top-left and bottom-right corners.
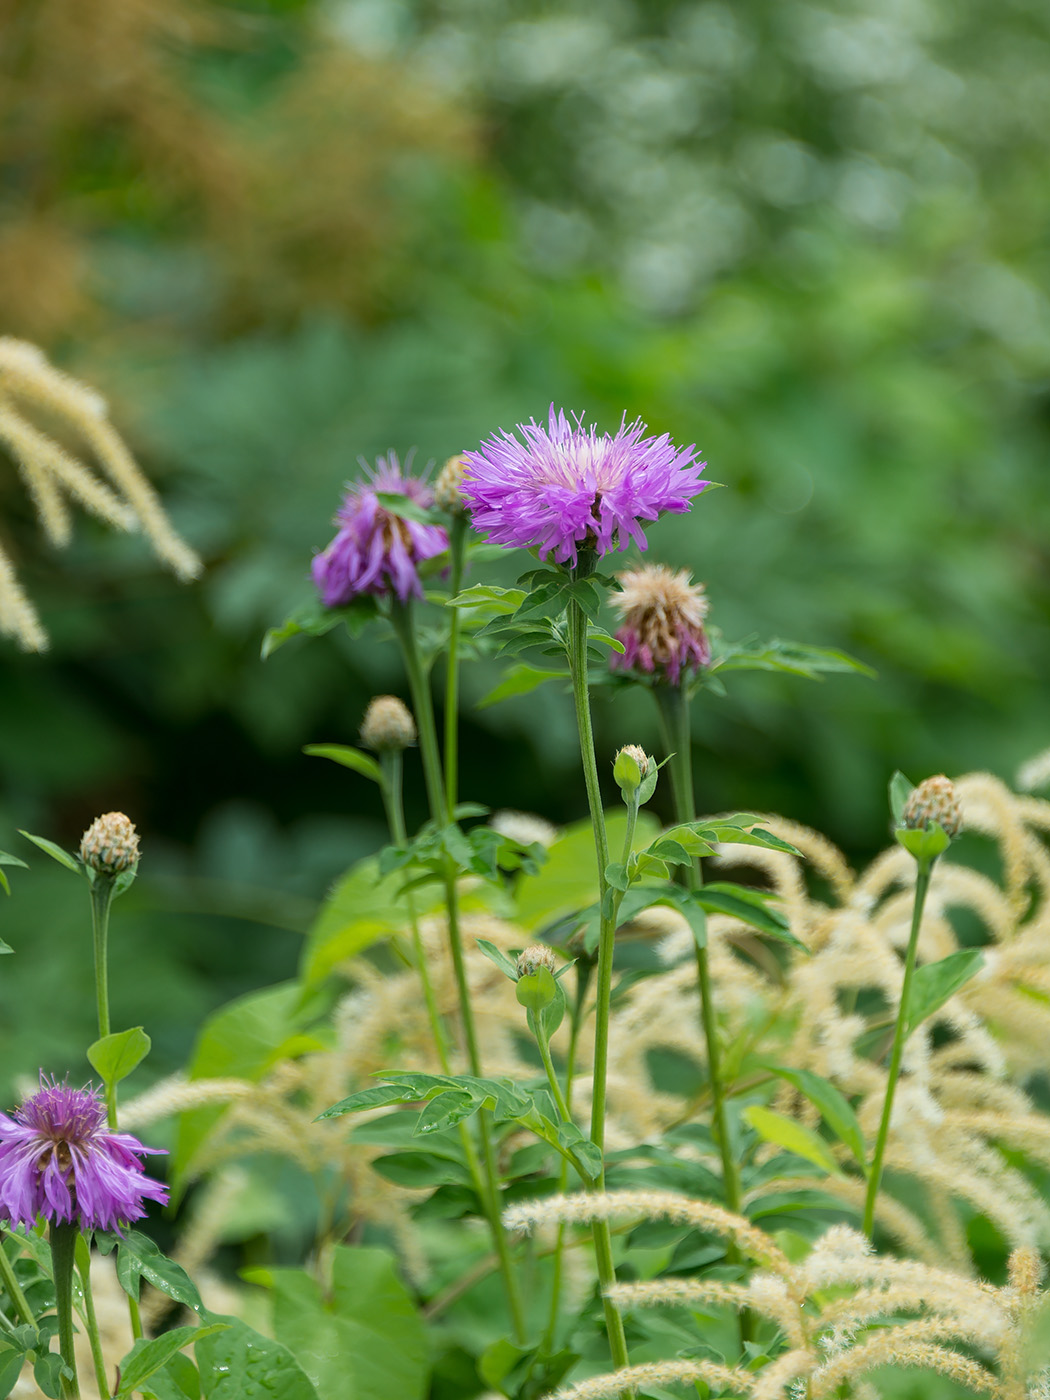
[49, 1221, 81, 1399]
[89, 879, 116, 1129]
[862, 860, 933, 1238]
[566, 596, 631, 1377]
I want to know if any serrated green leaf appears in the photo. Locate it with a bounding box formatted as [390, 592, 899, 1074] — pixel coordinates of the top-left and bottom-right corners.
[303, 745, 384, 784]
[905, 948, 984, 1036]
[744, 1105, 843, 1176]
[18, 832, 80, 874]
[759, 1064, 866, 1168]
[87, 1026, 151, 1087]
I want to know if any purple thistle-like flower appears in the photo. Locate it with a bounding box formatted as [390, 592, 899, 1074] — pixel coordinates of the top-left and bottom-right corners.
[312, 454, 449, 606]
[0, 1077, 168, 1232]
[610, 564, 712, 685]
[462, 407, 708, 566]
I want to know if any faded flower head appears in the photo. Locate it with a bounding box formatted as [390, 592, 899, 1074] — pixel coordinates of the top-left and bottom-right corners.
[433, 454, 468, 514]
[312, 453, 448, 606]
[360, 695, 416, 752]
[80, 812, 140, 875]
[516, 944, 559, 980]
[610, 564, 711, 684]
[0, 1076, 168, 1231]
[901, 775, 962, 838]
[462, 407, 708, 566]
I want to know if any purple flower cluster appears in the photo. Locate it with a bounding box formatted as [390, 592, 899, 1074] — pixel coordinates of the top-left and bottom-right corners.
[462, 407, 708, 566]
[0, 1077, 168, 1231]
[312, 455, 448, 606]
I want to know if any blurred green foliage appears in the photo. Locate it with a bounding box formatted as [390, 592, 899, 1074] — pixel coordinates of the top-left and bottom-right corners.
[3, 0, 1050, 1090]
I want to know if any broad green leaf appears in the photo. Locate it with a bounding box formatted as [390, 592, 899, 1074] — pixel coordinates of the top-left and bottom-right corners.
[262, 597, 378, 659]
[690, 884, 802, 947]
[115, 1324, 227, 1398]
[743, 1105, 843, 1176]
[414, 1091, 480, 1136]
[173, 982, 327, 1190]
[905, 948, 984, 1035]
[374, 491, 433, 525]
[713, 635, 875, 680]
[303, 745, 383, 784]
[372, 1151, 473, 1188]
[88, 1027, 151, 1087]
[196, 1315, 320, 1400]
[17, 832, 80, 874]
[759, 1065, 866, 1168]
[476, 664, 565, 708]
[448, 584, 526, 615]
[514, 812, 659, 930]
[889, 771, 915, 824]
[259, 1246, 429, 1400]
[114, 1231, 203, 1311]
[0, 1349, 24, 1393]
[33, 1352, 68, 1399]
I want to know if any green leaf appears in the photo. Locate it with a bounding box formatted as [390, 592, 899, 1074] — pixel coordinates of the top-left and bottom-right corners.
[375, 491, 433, 526]
[17, 832, 80, 874]
[713, 635, 876, 680]
[262, 596, 378, 659]
[759, 1065, 866, 1168]
[447, 584, 526, 615]
[0, 1348, 24, 1394]
[905, 948, 984, 1036]
[33, 1352, 69, 1399]
[115, 1324, 228, 1398]
[87, 1027, 151, 1087]
[475, 938, 519, 981]
[476, 664, 565, 709]
[0, 850, 27, 898]
[514, 812, 660, 930]
[259, 1245, 429, 1400]
[895, 823, 951, 865]
[743, 1105, 843, 1176]
[303, 745, 384, 784]
[889, 771, 915, 824]
[372, 1150, 474, 1187]
[690, 884, 802, 947]
[196, 1315, 320, 1400]
[0, 936, 11, 952]
[114, 1231, 203, 1311]
[413, 1091, 480, 1137]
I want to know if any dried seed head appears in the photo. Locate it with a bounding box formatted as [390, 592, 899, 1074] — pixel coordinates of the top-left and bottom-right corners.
[901, 775, 962, 838]
[80, 812, 140, 875]
[360, 696, 416, 752]
[610, 564, 711, 685]
[433, 455, 468, 514]
[516, 945, 559, 980]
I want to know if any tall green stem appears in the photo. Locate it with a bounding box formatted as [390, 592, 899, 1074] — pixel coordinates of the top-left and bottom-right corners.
[444, 515, 467, 814]
[89, 879, 116, 1129]
[862, 861, 933, 1238]
[50, 1222, 81, 1399]
[389, 600, 527, 1344]
[75, 1236, 110, 1400]
[565, 597, 630, 1376]
[654, 685, 742, 1219]
[0, 1235, 34, 1326]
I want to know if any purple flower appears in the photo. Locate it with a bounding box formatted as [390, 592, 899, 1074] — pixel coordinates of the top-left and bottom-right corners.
[610, 564, 711, 685]
[312, 455, 449, 606]
[462, 407, 708, 566]
[0, 1077, 168, 1231]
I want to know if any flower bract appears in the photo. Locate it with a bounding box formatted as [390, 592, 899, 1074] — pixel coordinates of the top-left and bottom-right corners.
[0, 1077, 168, 1231]
[462, 407, 708, 566]
[312, 454, 448, 606]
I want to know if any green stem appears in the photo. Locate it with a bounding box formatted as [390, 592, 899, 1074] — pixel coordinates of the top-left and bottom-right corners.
[49, 1222, 81, 1399]
[444, 515, 467, 814]
[536, 1025, 573, 1132]
[389, 601, 527, 1345]
[89, 879, 117, 1129]
[75, 1236, 110, 1400]
[0, 1234, 34, 1326]
[862, 860, 934, 1239]
[565, 597, 630, 1376]
[654, 686, 742, 1217]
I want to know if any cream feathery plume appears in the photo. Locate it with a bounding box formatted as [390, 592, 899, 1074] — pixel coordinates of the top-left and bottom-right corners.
[551, 1358, 752, 1400]
[810, 1333, 1001, 1398]
[750, 1349, 815, 1400]
[503, 1191, 792, 1275]
[0, 337, 201, 650]
[119, 1073, 254, 1129]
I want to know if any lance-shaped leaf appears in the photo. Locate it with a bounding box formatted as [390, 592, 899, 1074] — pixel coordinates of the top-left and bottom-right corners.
[303, 745, 383, 784]
[759, 1064, 866, 1168]
[904, 948, 984, 1037]
[744, 1105, 843, 1176]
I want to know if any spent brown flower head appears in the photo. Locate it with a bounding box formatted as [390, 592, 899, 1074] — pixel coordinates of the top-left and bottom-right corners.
[360, 696, 417, 752]
[610, 563, 711, 685]
[516, 945, 559, 979]
[80, 812, 140, 875]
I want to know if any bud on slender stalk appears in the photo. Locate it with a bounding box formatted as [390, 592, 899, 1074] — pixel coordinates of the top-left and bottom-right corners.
[360, 696, 417, 753]
[80, 813, 139, 875]
[901, 774, 962, 838]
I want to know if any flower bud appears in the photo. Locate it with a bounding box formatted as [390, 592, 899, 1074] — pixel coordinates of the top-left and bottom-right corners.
[613, 744, 650, 797]
[360, 696, 417, 752]
[433, 455, 468, 515]
[80, 813, 140, 875]
[901, 775, 962, 838]
[516, 945, 558, 980]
